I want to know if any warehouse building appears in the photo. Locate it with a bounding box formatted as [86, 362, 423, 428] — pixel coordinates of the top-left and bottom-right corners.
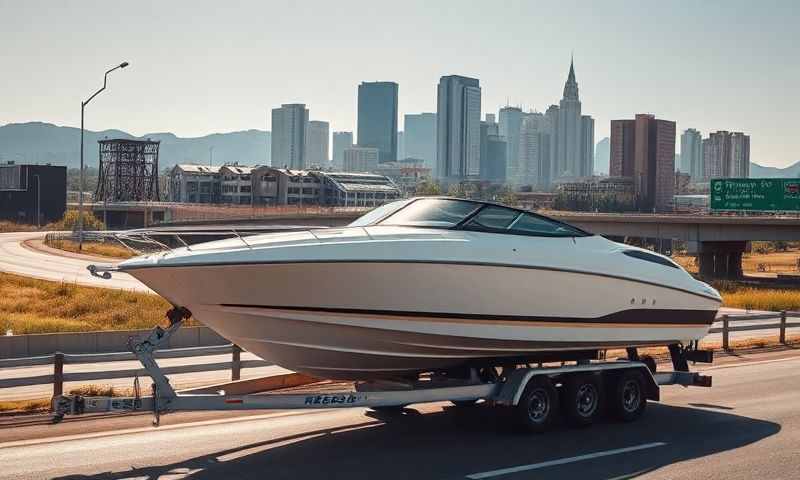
[0, 163, 66, 225]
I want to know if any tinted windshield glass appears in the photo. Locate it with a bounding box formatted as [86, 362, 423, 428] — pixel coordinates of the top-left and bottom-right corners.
[463, 206, 520, 230]
[463, 205, 587, 237]
[508, 213, 584, 236]
[379, 199, 480, 227]
[348, 199, 413, 227]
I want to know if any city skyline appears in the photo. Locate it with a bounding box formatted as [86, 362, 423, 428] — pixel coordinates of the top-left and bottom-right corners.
[1, 1, 797, 167]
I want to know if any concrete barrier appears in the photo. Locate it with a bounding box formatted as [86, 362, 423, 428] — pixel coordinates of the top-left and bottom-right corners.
[0, 327, 227, 359]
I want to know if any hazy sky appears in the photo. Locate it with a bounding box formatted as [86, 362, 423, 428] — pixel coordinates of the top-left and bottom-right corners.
[1, 0, 798, 166]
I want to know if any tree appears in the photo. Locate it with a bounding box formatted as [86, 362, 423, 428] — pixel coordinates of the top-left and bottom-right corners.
[415, 179, 441, 196]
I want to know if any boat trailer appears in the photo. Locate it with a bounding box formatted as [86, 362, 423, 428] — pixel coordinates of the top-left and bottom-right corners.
[51, 308, 714, 432]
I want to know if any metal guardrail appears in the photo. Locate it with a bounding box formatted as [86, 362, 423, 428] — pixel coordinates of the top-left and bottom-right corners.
[0, 343, 270, 397]
[1, 311, 798, 401]
[709, 310, 800, 351]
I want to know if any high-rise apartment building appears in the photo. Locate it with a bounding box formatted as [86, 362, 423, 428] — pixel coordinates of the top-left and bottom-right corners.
[343, 146, 379, 173]
[703, 131, 750, 179]
[357, 81, 399, 163]
[404, 113, 437, 170]
[332, 131, 353, 170]
[680, 128, 703, 180]
[610, 114, 676, 212]
[436, 75, 481, 182]
[271, 104, 308, 169]
[305, 120, 330, 168]
[730, 132, 750, 178]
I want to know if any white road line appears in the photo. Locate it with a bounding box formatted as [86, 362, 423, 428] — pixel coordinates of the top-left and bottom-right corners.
[465, 442, 667, 479]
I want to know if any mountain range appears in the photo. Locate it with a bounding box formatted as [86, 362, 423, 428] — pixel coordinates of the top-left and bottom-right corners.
[0, 122, 270, 170]
[1, 122, 798, 179]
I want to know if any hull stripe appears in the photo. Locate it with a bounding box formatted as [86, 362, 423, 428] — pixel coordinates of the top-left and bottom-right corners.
[218, 304, 718, 326]
[122, 260, 721, 302]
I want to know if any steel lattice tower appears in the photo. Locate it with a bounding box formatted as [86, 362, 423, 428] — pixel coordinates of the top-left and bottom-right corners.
[95, 139, 160, 202]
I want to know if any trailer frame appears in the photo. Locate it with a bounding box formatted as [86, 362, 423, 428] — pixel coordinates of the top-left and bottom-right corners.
[51, 311, 713, 429]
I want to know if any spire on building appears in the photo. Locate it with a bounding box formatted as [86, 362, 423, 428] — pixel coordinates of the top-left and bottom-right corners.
[562, 55, 579, 101]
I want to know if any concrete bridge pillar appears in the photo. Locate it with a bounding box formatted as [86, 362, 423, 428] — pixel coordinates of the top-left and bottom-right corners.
[698, 241, 747, 280]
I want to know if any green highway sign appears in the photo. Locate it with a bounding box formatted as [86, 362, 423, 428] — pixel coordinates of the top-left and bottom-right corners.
[711, 178, 800, 212]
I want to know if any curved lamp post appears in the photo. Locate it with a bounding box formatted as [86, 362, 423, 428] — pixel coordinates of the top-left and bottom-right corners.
[78, 61, 129, 250]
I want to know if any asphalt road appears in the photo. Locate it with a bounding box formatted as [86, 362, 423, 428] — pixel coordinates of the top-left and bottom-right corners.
[0, 232, 147, 291]
[0, 349, 797, 480]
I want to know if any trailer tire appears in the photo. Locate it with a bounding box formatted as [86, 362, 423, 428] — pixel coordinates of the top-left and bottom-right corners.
[513, 376, 559, 433]
[611, 370, 647, 422]
[562, 374, 602, 427]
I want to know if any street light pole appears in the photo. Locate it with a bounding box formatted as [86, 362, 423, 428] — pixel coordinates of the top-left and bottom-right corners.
[78, 61, 129, 250]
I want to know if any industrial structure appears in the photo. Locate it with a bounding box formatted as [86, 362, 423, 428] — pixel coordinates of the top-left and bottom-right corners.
[95, 139, 160, 202]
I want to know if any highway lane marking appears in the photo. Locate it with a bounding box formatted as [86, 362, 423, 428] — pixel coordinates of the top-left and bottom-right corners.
[465, 442, 667, 479]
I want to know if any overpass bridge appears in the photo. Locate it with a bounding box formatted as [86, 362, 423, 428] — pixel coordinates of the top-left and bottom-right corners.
[541, 212, 800, 279]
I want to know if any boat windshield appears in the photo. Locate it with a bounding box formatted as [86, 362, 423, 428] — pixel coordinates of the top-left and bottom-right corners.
[379, 198, 481, 228]
[353, 197, 590, 237]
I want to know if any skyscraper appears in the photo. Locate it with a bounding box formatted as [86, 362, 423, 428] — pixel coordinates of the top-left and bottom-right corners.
[704, 131, 750, 179]
[518, 112, 551, 188]
[271, 104, 308, 169]
[552, 58, 594, 181]
[610, 114, 676, 212]
[436, 75, 481, 182]
[357, 81, 399, 163]
[499, 106, 523, 185]
[404, 113, 437, 170]
[305, 120, 330, 168]
[480, 115, 505, 183]
[680, 128, 703, 180]
[332, 131, 353, 170]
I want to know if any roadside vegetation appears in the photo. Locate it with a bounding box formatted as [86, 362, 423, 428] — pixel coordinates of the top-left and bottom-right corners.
[0, 272, 190, 335]
[44, 238, 134, 259]
[717, 283, 800, 312]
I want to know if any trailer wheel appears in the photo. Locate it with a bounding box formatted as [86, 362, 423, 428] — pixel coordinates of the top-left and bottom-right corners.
[562, 374, 602, 426]
[611, 370, 647, 422]
[513, 376, 558, 433]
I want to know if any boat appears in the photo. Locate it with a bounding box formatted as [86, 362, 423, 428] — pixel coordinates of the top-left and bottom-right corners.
[110, 197, 722, 380]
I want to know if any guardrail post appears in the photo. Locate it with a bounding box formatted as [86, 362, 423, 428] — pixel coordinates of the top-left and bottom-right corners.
[53, 352, 64, 398]
[780, 310, 787, 344]
[722, 315, 730, 351]
[231, 344, 241, 381]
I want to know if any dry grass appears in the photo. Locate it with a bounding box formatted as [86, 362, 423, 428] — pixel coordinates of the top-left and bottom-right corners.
[0, 221, 42, 233]
[47, 239, 134, 259]
[0, 398, 51, 414]
[0, 272, 193, 334]
[720, 287, 800, 312]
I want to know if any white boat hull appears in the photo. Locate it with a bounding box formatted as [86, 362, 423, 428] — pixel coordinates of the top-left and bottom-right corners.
[129, 261, 718, 379]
